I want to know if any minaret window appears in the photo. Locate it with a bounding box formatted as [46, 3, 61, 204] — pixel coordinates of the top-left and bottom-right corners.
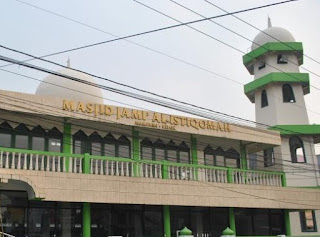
[261, 90, 268, 108]
[282, 84, 296, 103]
[258, 61, 266, 70]
[277, 54, 288, 64]
[289, 136, 306, 163]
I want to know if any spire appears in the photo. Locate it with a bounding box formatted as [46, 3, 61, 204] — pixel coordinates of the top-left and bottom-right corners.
[268, 16, 272, 28]
[67, 57, 70, 68]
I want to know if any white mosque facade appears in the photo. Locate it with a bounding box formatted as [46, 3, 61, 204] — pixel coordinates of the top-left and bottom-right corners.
[0, 22, 318, 237]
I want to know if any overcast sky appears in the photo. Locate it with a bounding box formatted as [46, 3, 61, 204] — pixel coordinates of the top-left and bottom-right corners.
[1, 0, 320, 127]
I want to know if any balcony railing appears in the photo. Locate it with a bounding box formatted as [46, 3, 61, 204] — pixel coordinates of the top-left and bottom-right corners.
[0, 147, 285, 187]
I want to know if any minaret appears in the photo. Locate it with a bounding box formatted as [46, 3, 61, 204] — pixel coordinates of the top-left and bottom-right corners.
[243, 18, 320, 236]
[243, 19, 319, 184]
[243, 18, 309, 126]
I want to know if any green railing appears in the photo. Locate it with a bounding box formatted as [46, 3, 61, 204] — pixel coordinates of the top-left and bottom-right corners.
[0, 147, 285, 187]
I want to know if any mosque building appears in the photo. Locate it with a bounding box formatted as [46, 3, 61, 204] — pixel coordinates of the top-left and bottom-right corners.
[0, 21, 319, 237]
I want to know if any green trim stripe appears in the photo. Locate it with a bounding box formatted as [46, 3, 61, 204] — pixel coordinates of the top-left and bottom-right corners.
[191, 135, 198, 180]
[244, 72, 309, 102]
[270, 124, 320, 136]
[132, 127, 140, 176]
[83, 202, 91, 237]
[163, 205, 171, 237]
[229, 207, 236, 235]
[63, 122, 72, 172]
[243, 42, 303, 66]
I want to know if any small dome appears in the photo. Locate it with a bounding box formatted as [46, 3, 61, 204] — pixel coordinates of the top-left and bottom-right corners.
[251, 27, 296, 51]
[35, 67, 104, 104]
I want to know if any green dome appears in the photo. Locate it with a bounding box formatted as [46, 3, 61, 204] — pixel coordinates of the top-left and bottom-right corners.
[180, 227, 192, 235]
[222, 227, 235, 235]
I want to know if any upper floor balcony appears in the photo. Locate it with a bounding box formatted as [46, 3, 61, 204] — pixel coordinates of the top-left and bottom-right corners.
[0, 146, 285, 187]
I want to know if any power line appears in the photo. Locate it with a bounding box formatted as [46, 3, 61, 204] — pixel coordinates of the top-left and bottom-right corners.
[1, 98, 319, 180]
[1, 0, 297, 69]
[131, 0, 320, 95]
[0, 109, 318, 208]
[0, 77, 319, 174]
[5, 0, 320, 126]
[168, 0, 320, 80]
[2, 52, 320, 151]
[1, 51, 320, 174]
[203, 0, 320, 66]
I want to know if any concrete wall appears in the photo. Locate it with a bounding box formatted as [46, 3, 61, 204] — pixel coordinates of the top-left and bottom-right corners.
[0, 169, 319, 210]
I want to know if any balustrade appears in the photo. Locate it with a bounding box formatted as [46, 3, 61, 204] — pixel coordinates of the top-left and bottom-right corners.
[0, 147, 285, 187]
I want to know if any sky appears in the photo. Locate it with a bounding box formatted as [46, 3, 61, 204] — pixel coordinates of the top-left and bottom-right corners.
[1, 0, 320, 127]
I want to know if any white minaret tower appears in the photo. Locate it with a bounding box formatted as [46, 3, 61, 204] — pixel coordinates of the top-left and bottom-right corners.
[243, 19, 320, 236]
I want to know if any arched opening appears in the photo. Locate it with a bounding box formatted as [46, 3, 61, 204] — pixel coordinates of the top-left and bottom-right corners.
[89, 132, 103, 156]
[141, 137, 153, 160]
[277, 54, 288, 64]
[225, 148, 240, 168]
[117, 135, 131, 158]
[154, 139, 165, 161]
[261, 89, 268, 108]
[47, 127, 62, 152]
[104, 133, 117, 157]
[73, 130, 88, 154]
[178, 142, 190, 164]
[31, 126, 46, 151]
[166, 140, 177, 162]
[15, 124, 30, 149]
[0, 121, 13, 147]
[282, 84, 295, 103]
[289, 136, 306, 163]
[204, 145, 215, 166]
[215, 147, 225, 167]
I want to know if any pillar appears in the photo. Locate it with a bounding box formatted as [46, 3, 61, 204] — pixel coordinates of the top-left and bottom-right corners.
[229, 207, 236, 235]
[83, 202, 91, 237]
[191, 135, 198, 179]
[240, 141, 247, 170]
[163, 205, 171, 237]
[162, 158, 171, 237]
[132, 127, 140, 176]
[63, 121, 72, 172]
[284, 210, 291, 236]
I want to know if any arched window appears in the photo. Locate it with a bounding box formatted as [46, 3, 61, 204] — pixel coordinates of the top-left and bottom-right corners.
[141, 138, 153, 160]
[15, 124, 30, 149]
[48, 127, 62, 152]
[118, 135, 131, 158]
[178, 142, 190, 164]
[154, 139, 165, 161]
[89, 132, 102, 156]
[215, 147, 225, 167]
[104, 133, 116, 157]
[289, 136, 306, 163]
[166, 140, 177, 162]
[204, 145, 215, 166]
[225, 148, 240, 168]
[283, 84, 295, 103]
[73, 130, 88, 154]
[263, 148, 275, 167]
[277, 54, 288, 64]
[0, 122, 13, 147]
[31, 126, 46, 151]
[261, 89, 268, 108]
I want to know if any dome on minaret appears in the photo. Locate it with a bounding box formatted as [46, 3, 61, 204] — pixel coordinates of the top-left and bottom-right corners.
[35, 60, 104, 104]
[251, 27, 296, 51]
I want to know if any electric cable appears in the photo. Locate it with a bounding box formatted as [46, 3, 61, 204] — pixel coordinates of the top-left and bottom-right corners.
[203, 0, 320, 66]
[1, 92, 319, 175]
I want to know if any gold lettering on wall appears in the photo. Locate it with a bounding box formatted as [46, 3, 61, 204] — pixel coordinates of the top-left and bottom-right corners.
[62, 99, 231, 132]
